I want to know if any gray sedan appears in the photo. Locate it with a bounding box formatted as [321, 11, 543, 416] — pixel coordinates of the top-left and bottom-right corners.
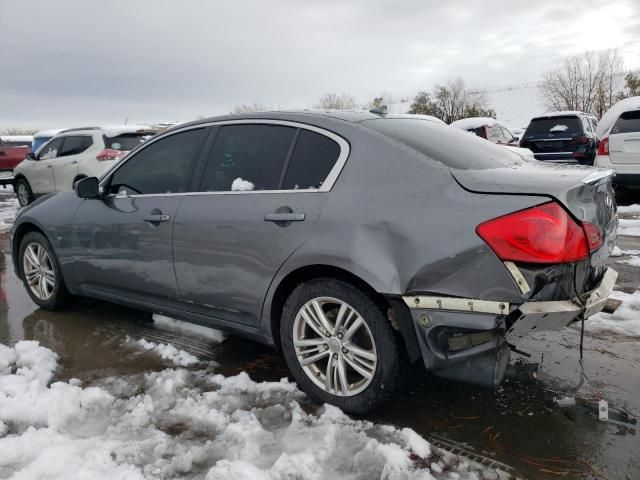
[10, 111, 619, 413]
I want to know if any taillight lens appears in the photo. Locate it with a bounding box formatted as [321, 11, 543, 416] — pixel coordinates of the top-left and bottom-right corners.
[570, 136, 590, 145]
[96, 149, 127, 161]
[597, 137, 609, 156]
[476, 202, 597, 263]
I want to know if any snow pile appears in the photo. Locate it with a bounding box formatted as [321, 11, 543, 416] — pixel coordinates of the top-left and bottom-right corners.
[231, 178, 254, 192]
[586, 290, 640, 337]
[618, 217, 640, 237]
[0, 341, 503, 479]
[129, 337, 199, 366]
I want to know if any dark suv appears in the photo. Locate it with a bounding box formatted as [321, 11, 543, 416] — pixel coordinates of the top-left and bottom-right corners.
[520, 111, 599, 164]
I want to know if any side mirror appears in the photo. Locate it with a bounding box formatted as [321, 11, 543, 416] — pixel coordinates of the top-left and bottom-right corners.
[26, 152, 36, 160]
[75, 176, 100, 199]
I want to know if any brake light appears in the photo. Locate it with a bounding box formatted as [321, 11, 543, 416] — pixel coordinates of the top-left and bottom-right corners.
[570, 136, 590, 145]
[96, 149, 127, 161]
[597, 137, 609, 156]
[476, 202, 593, 264]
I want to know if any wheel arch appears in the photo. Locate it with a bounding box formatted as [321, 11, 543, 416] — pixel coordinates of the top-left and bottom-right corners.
[266, 264, 421, 362]
[12, 222, 50, 280]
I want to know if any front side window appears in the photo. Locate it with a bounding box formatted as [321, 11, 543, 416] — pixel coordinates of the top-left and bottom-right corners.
[611, 110, 640, 134]
[199, 124, 296, 192]
[38, 138, 63, 160]
[109, 128, 207, 195]
[282, 130, 341, 190]
[60, 136, 93, 156]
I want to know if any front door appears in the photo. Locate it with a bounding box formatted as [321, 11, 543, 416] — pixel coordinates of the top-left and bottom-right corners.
[173, 123, 346, 327]
[52, 135, 93, 191]
[70, 127, 210, 304]
[30, 138, 62, 194]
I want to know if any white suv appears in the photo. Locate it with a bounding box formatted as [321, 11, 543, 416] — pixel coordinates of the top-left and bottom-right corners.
[595, 97, 640, 190]
[13, 125, 156, 206]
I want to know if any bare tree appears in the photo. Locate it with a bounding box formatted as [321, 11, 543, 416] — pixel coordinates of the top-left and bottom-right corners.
[1, 128, 37, 135]
[366, 91, 394, 109]
[232, 102, 269, 114]
[315, 93, 356, 110]
[541, 50, 625, 118]
[409, 78, 495, 123]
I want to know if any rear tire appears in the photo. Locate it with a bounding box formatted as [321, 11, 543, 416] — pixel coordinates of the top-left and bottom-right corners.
[280, 278, 402, 414]
[19, 231, 71, 310]
[15, 178, 33, 207]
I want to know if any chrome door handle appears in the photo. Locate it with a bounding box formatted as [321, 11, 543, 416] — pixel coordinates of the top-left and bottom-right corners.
[71, 161, 78, 165]
[264, 213, 305, 222]
[143, 214, 170, 223]
[46, 165, 53, 168]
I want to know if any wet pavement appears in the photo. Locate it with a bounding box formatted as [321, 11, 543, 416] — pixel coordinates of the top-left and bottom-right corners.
[1, 189, 639, 479]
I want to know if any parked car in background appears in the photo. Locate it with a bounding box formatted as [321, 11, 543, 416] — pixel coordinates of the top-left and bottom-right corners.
[520, 111, 599, 164]
[595, 97, 640, 190]
[10, 111, 619, 413]
[450, 117, 534, 157]
[32, 129, 65, 153]
[13, 125, 156, 206]
[0, 136, 32, 188]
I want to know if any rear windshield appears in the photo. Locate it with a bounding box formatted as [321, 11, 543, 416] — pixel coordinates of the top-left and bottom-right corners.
[525, 117, 582, 136]
[611, 110, 640, 134]
[103, 133, 155, 151]
[362, 118, 525, 170]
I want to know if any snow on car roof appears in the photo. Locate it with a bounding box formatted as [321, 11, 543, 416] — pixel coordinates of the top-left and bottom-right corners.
[33, 128, 65, 138]
[535, 110, 588, 118]
[0, 135, 33, 142]
[449, 117, 498, 130]
[596, 96, 640, 138]
[386, 113, 446, 124]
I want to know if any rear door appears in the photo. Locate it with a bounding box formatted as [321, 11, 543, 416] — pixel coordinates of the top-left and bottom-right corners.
[609, 110, 640, 165]
[70, 127, 209, 304]
[173, 122, 348, 327]
[30, 138, 63, 194]
[52, 135, 93, 191]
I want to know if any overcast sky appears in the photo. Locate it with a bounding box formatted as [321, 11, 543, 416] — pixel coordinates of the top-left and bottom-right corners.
[1, 0, 639, 130]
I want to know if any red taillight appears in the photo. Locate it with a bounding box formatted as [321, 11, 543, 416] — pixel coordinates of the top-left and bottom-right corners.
[597, 137, 609, 156]
[96, 149, 127, 161]
[476, 202, 593, 264]
[570, 136, 590, 145]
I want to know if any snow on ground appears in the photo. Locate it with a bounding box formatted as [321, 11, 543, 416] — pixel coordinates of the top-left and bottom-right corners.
[128, 337, 200, 367]
[586, 289, 640, 338]
[0, 187, 18, 232]
[618, 204, 640, 215]
[0, 341, 506, 480]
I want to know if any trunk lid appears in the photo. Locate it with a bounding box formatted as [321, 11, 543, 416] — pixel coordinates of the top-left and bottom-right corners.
[451, 163, 618, 266]
[609, 132, 640, 164]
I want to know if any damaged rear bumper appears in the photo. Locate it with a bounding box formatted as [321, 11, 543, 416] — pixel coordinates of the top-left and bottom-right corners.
[401, 267, 619, 387]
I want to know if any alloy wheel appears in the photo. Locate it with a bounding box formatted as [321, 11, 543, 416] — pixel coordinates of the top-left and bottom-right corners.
[17, 183, 29, 206]
[293, 297, 377, 397]
[22, 242, 56, 300]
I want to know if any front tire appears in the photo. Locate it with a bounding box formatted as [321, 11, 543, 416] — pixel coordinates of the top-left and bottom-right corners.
[19, 231, 71, 310]
[15, 178, 33, 207]
[280, 279, 401, 414]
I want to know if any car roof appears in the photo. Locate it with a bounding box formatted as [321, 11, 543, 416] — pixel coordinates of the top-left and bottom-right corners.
[532, 111, 590, 119]
[450, 117, 499, 130]
[58, 125, 156, 137]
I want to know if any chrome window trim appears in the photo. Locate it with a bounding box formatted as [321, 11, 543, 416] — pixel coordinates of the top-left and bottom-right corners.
[99, 119, 350, 198]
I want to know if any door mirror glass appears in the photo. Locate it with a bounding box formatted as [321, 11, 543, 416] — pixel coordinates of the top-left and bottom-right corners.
[75, 176, 100, 199]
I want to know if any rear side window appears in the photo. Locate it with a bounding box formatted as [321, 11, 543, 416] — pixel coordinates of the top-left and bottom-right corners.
[109, 128, 207, 195]
[104, 133, 155, 151]
[362, 118, 524, 170]
[525, 117, 582, 135]
[611, 110, 640, 134]
[282, 130, 340, 189]
[60, 136, 93, 156]
[199, 124, 296, 192]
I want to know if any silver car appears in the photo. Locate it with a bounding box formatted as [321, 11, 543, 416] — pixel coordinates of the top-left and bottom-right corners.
[10, 111, 619, 413]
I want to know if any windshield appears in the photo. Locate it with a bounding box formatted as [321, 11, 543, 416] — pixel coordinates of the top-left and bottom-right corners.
[103, 133, 155, 151]
[361, 118, 525, 170]
[32, 137, 52, 153]
[525, 117, 582, 136]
